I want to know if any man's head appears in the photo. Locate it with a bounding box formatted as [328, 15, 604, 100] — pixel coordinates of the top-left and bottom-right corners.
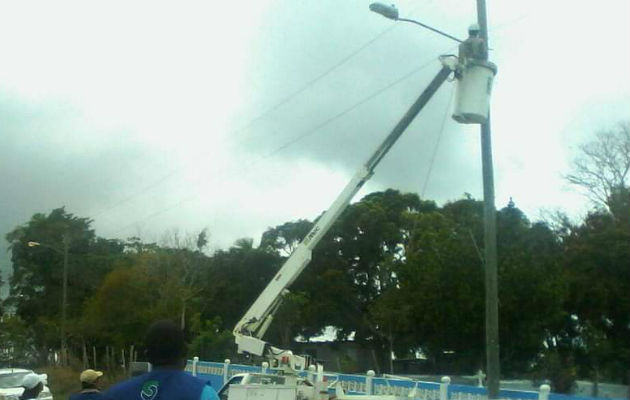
[21, 373, 44, 397]
[468, 23, 480, 37]
[145, 320, 187, 368]
[80, 369, 103, 389]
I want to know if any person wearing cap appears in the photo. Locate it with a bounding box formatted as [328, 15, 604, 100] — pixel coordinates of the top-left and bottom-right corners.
[70, 369, 104, 400]
[20, 373, 44, 400]
[458, 23, 488, 64]
[103, 320, 218, 400]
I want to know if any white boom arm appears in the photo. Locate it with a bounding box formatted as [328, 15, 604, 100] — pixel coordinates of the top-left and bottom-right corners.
[233, 61, 455, 371]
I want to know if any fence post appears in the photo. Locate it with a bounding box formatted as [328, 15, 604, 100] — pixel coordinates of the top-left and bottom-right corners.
[308, 365, 317, 384]
[262, 361, 269, 374]
[366, 370, 375, 395]
[539, 384, 550, 400]
[440, 376, 451, 400]
[223, 359, 231, 384]
[192, 356, 199, 376]
[317, 364, 324, 390]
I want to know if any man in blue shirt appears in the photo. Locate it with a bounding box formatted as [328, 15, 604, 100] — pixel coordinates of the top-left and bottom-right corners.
[103, 320, 218, 400]
[69, 369, 104, 399]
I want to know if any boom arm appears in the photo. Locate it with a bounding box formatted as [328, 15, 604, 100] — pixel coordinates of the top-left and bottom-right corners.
[233, 62, 454, 370]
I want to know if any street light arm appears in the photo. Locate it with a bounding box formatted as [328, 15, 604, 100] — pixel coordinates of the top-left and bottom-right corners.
[27, 241, 63, 255]
[396, 18, 463, 43]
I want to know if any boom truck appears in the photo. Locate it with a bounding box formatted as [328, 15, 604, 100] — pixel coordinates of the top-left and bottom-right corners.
[223, 51, 496, 400]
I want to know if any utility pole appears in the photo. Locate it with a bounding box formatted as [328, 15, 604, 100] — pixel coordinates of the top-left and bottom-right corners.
[61, 233, 69, 366]
[476, 0, 500, 397]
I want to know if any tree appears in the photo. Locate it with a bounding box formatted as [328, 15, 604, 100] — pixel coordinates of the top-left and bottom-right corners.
[260, 220, 313, 257]
[566, 121, 630, 211]
[266, 292, 309, 348]
[308, 190, 434, 370]
[5, 208, 123, 361]
[189, 316, 236, 362]
[559, 122, 630, 383]
[0, 315, 39, 367]
[81, 255, 163, 348]
[561, 208, 630, 383]
[158, 229, 212, 329]
[401, 209, 484, 372]
[198, 238, 282, 333]
[495, 202, 566, 374]
[397, 197, 566, 375]
[368, 286, 414, 373]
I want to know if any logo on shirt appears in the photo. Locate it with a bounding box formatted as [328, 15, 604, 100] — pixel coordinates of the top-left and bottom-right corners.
[141, 379, 159, 400]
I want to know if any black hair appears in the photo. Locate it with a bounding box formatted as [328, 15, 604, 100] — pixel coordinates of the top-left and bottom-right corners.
[22, 382, 43, 399]
[144, 320, 187, 366]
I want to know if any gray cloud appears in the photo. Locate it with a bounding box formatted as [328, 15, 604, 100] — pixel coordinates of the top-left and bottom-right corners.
[1, 0, 628, 296]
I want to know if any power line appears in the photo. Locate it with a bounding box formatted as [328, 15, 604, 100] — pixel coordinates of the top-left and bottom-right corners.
[420, 83, 455, 198]
[105, 11, 527, 234]
[91, 24, 400, 221]
[109, 54, 446, 236]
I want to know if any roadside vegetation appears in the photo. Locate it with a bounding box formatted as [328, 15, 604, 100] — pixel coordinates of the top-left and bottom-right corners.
[1, 122, 628, 394]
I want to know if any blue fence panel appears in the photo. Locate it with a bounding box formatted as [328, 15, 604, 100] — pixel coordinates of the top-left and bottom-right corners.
[194, 361, 226, 390]
[448, 384, 485, 400]
[337, 374, 369, 395]
[373, 377, 430, 397]
[500, 389, 539, 400]
[187, 360, 625, 400]
[550, 394, 608, 400]
[229, 363, 262, 376]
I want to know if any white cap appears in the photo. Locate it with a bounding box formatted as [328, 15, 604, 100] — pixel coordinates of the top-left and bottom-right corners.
[468, 23, 480, 32]
[21, 373, 46, 389]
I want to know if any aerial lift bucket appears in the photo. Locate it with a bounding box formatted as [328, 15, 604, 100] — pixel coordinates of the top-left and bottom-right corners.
[453, 60, 497, 124]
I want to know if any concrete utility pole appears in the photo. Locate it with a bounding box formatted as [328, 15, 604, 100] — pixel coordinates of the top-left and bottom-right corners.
[369, 1, 500, 393]
[476, 0, 501, 397]
[28, 235, 71, 366]
[61, 233, 70, 366]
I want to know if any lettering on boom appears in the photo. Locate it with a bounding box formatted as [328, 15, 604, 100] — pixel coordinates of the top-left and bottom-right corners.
[303, 226, 320, 245]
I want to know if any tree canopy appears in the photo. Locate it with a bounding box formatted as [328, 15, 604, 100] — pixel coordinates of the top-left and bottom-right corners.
[2, 121, 629, 390]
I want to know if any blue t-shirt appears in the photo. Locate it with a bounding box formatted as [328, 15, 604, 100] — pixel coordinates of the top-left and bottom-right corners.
[103, 369, 218, 400]
[69, 392, 104, 400]
[200, 385, 217, 400]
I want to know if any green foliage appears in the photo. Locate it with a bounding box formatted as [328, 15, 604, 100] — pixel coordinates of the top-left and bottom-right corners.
[260, 220, 313, 256]
[189, 317, 236, 362]
[337, 354, 360, 374]
[533, 350, 578, 394]
[401, 208, 484, 371]
[2, 181, 628, 385]
[0, 315, 39, 367]
[560, 202, 630, 382]
[267, 292, 309, 347]
[197, 238, 282, 332]
[4, 207, 123, 359]
[496, 204, 566, 374]
[534, 349, 577, 393]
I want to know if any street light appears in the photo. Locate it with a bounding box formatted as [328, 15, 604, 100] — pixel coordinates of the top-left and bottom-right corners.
[369, 2, 464, 43]
[28, 235, 70, 366]
[370, 2, 500, 398]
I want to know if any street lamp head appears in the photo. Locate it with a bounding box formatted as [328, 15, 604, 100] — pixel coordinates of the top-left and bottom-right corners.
[27, 241, 41, 247]
[369, 2, 399, 20]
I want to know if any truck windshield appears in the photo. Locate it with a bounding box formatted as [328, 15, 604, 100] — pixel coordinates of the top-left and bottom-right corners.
[0, 372, 29, 388]
[248, 375, 286, 385]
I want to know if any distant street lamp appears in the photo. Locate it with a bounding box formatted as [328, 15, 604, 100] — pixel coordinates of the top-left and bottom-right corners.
[28, 234, 70, 366]
[369, 2, 464, 43]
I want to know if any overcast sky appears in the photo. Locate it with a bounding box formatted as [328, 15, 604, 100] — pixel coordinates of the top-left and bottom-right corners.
[1, 0, 629, 291]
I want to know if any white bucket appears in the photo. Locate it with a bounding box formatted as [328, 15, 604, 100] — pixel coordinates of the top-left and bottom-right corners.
[453, 60, 497, 124]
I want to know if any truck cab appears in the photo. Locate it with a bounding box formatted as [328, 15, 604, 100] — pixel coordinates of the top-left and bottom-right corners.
[218, 373, 316, 400]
